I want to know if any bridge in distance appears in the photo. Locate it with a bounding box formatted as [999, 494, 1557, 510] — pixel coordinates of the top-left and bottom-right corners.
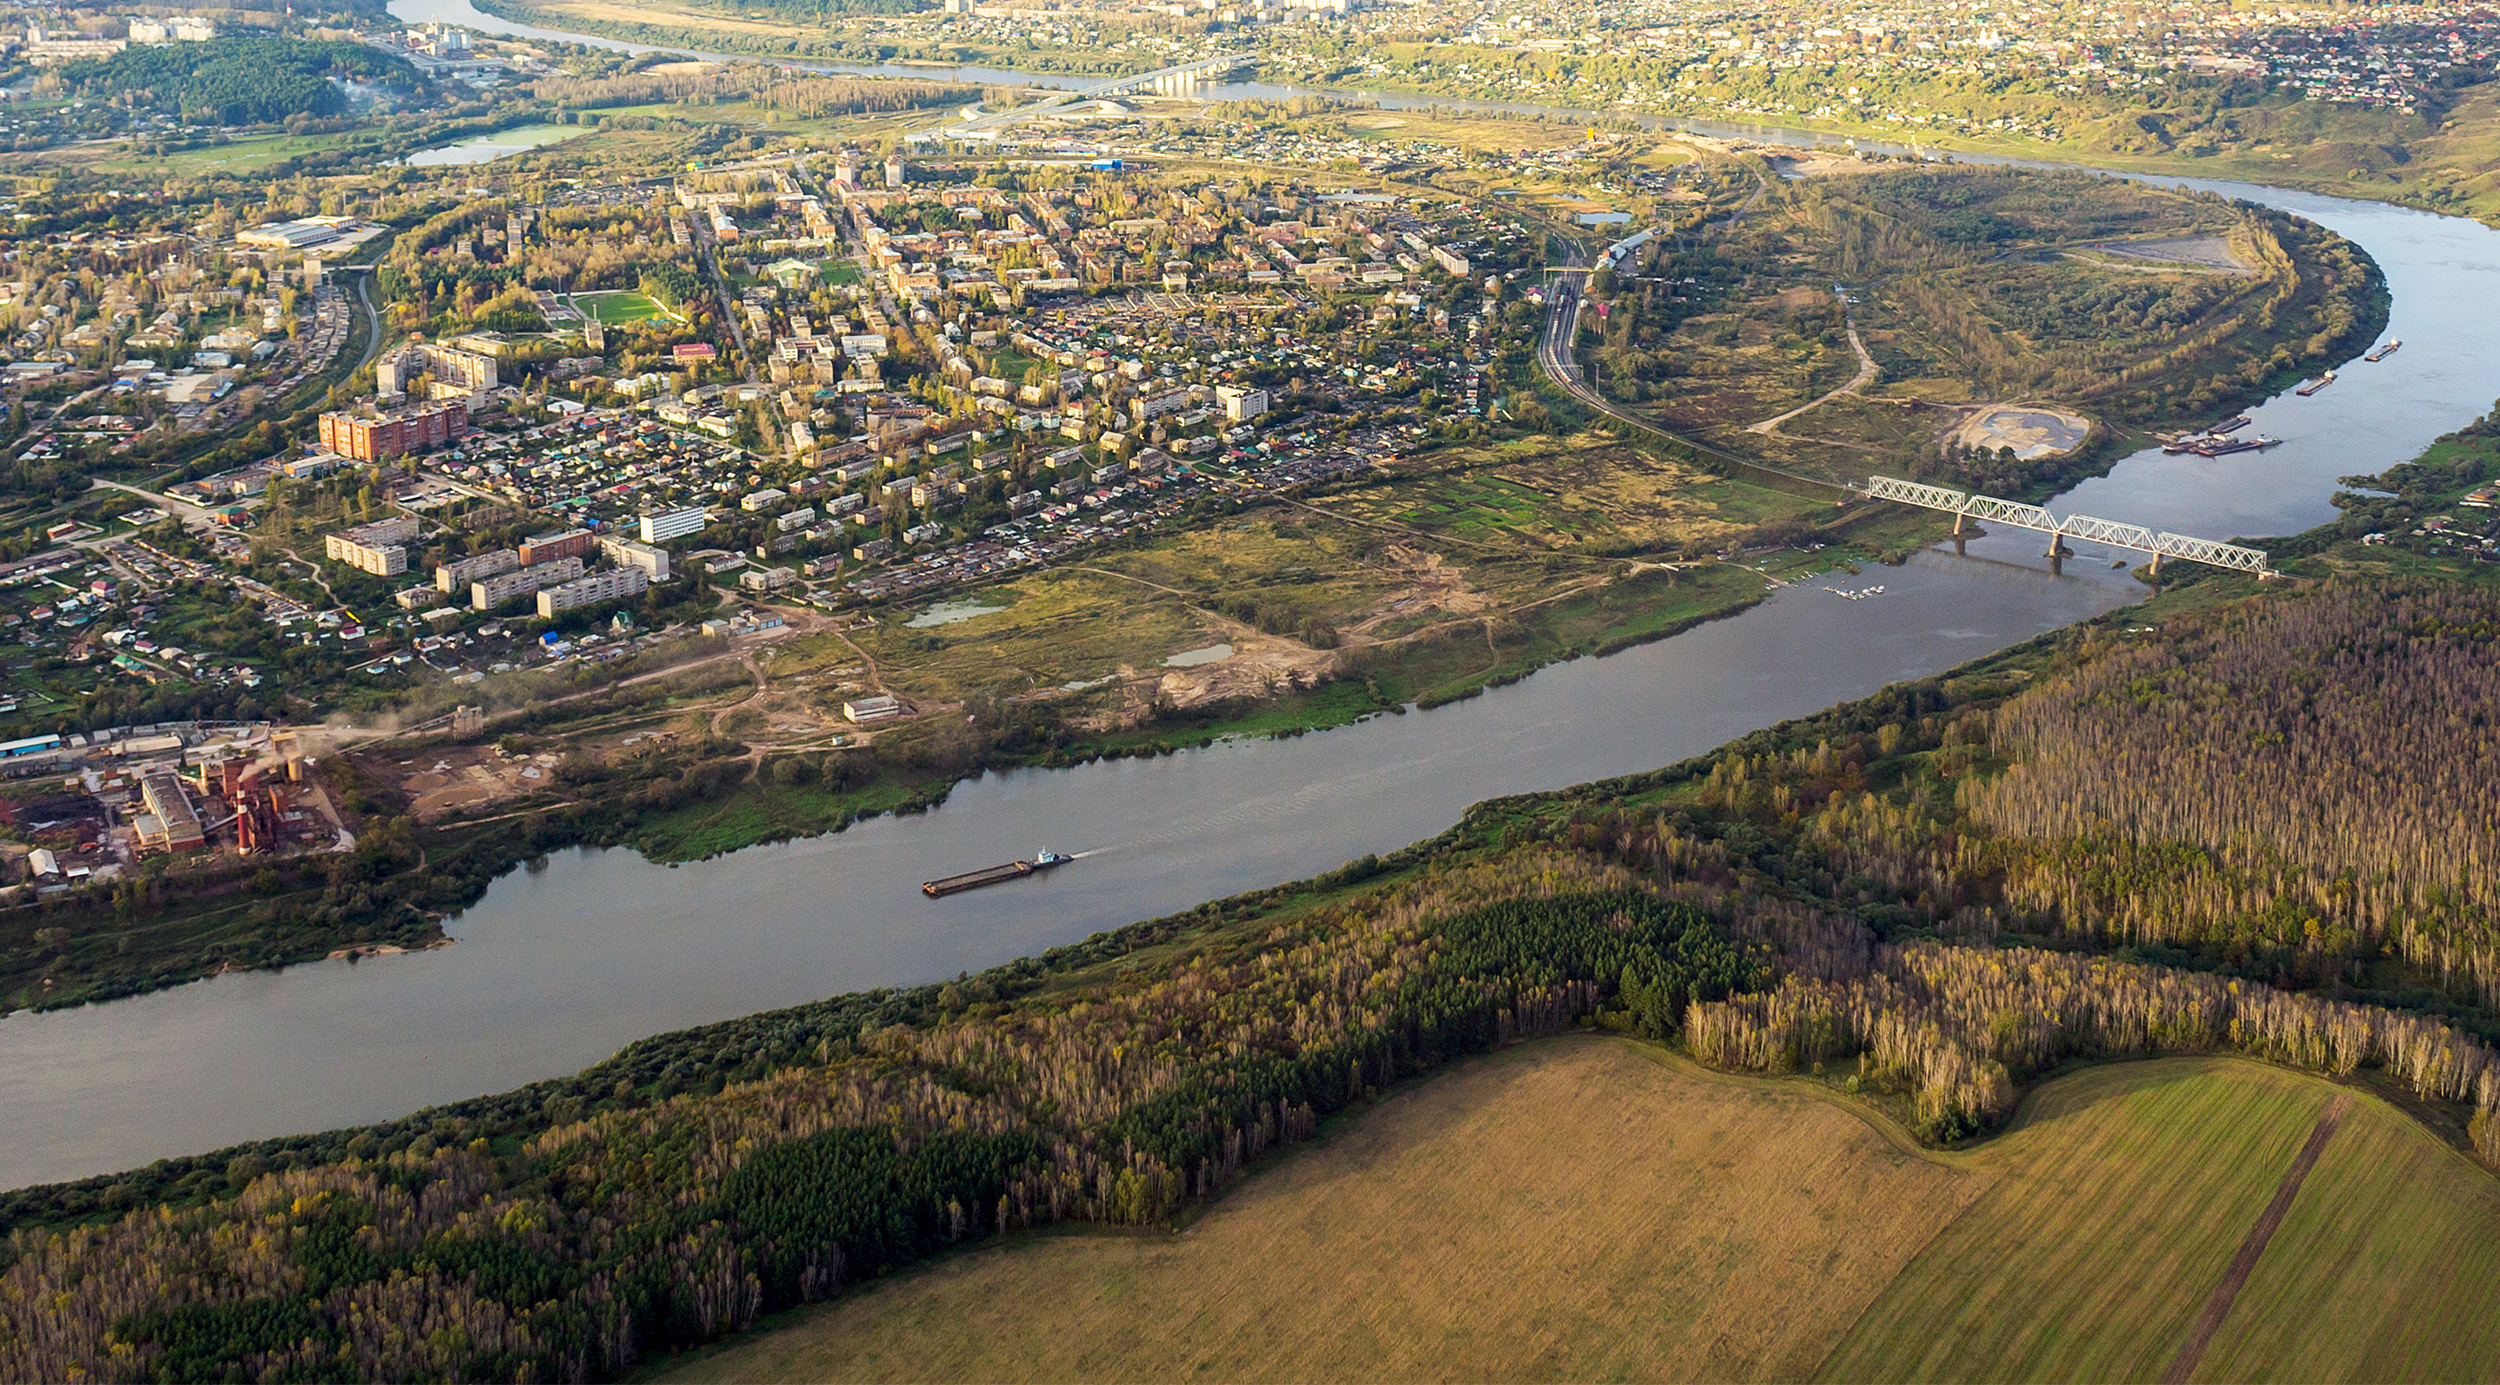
[909, 54, 1251, 143]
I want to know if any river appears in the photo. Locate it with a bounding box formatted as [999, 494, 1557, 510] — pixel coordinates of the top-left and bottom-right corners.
[2, 13, 2493, 1189]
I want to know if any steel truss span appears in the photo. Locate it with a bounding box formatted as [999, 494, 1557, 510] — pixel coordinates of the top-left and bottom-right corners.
[1857, 475, 2275, 576]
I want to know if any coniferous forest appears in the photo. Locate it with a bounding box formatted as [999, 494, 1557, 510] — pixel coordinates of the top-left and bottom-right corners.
[9, 573, 2500, 1380]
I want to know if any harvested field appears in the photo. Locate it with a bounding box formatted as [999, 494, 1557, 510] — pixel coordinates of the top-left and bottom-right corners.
[665, 1050, 2500, 1385]
[663, 1038, 1986, 1383]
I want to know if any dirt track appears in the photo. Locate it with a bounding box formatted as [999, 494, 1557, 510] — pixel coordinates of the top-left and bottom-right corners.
[2159, 1093, 2351, 1385]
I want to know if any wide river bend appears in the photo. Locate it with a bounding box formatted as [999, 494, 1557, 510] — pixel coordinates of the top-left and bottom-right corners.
[4, 15, 2496, 1187]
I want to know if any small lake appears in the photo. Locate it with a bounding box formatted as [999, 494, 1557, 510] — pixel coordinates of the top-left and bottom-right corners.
[1164, 643, 1234, 667]
[403, 124, 585, 166]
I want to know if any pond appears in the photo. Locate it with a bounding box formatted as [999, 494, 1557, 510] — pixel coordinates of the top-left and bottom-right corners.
[403, 124, 586, 167]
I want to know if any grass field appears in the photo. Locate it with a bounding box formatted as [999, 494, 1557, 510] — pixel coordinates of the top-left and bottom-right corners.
[5, 131, 356, 176]
[662, 1038, 1985, 1383]
[657, 1047, 2500, 1383]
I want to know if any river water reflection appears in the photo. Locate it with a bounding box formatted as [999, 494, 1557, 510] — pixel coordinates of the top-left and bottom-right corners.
[5, 16, 2495, 1187]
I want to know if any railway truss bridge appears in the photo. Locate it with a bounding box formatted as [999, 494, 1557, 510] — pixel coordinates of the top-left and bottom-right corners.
[1858, 475, 2276, 577]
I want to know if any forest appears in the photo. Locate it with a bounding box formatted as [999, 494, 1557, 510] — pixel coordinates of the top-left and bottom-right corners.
[528, 70, 973, 118]
[60, 38, 429, 127]
[15, 548, 2500, 1378]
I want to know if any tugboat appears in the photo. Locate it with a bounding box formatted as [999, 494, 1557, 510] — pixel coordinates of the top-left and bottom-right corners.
[2366, 339, 2402, 362]
[2296, 370, 2337, 396]
[923, 850, 1072, 898]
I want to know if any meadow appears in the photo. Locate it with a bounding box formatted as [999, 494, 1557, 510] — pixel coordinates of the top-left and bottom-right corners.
[666, 1048, 2500, 1384]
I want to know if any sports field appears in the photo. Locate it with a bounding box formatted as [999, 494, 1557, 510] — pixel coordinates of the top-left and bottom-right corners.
[574, 291, 669, 325]
[661, 1046, 2500, 1383]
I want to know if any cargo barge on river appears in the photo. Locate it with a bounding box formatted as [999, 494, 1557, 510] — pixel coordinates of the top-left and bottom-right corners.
[2296, 370, 2337, 396]
[2366, 339, 2402, 362]
[923, 850, 1071, 897]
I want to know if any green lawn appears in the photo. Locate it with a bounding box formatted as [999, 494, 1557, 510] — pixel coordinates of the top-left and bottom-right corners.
[1820, 1058, 2500, 1383]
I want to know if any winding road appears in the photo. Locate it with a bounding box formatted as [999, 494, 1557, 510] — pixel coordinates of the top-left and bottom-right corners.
[1748, 288, 1879, 437]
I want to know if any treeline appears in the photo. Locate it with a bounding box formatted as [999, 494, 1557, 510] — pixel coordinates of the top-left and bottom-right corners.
[0, 861, 1762, 1380]
[1689, 938, 2500, 1146]
[61, 37, 426, 126]
[531, 69, 972, 117]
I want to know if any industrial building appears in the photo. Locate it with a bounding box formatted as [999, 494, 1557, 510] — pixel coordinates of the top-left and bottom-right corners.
[135, 769, 206, 854]
[536, 566, 649, 617]
[471, 556, 583, 610]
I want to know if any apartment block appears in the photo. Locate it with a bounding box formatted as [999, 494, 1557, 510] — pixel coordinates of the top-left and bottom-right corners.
[536, 566, 649, 617]
[317, 399, 468, 462]
[471, 556, 583, 611]
[435, 548, 520, 593]
[640, 507, 709, 543]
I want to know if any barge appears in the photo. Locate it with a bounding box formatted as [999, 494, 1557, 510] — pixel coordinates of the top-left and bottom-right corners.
[923, 850, 1071, 898]
[2366, 339, 2403, 362]
[2296, 370, 2337, 396]
[2208, 415, 2252, 435]
[2192, 433, 2282, 458]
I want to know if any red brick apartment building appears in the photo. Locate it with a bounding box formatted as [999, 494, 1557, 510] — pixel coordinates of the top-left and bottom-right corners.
[317, 399, 470, 462]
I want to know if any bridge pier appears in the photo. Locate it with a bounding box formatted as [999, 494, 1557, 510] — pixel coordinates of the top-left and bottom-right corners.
[1952, 509, 1965, 556]
[1852, 475, 2275, 579]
